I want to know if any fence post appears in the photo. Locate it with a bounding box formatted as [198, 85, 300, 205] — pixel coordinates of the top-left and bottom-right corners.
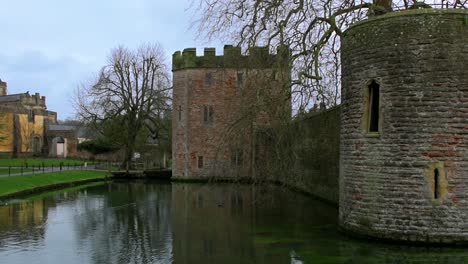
[32, 165, 34, 175]
[60, 162, 62, 171]
[21, 166, 23, 176]
[8, 166, 10, 177]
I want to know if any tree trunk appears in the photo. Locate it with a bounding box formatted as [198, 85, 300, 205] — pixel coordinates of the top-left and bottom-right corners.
[374, 0, 393, 13]
[121, 120, 138, 170]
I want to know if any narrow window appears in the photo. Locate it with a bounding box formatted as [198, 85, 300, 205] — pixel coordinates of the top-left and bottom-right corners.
[231, 149, 243, 166]
[272, 69, 278, 80]
[198, 156, 204, 168]
[434, 169, 439, 199]
[208, 106, 214, 123]
[178, 105, 182, 121]
[203, 105, 213, 124]
[28, 109, 35, 123]
[204, 73, 213, 87]
[237, 72, 244, 89]
[368, 81, 380, 132]
[203, 106, 208, 123]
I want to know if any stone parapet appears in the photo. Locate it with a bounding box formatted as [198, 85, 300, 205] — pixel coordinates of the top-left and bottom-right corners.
[172, 45, 290, 71]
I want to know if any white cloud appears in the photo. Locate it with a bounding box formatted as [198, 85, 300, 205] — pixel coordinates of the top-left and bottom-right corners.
[0, 0, 223, 119]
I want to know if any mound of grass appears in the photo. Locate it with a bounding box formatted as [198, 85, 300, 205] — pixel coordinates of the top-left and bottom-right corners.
[0, 170, 110, 197]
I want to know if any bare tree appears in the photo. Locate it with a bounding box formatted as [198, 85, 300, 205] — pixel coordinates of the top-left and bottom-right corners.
[191, 0, 466, 112]
[75, 44, 171, 169]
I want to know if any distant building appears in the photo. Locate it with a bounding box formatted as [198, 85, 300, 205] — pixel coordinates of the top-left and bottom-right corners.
[0, 80, 81, 158]
[47, 124, 82, 158]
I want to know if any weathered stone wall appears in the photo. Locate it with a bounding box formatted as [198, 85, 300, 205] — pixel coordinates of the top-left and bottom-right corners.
[288, 107, 341, 204]
[0, 86, 57, 156]
[172, 46, 289, 179]
[340, 9, 468, 243]
[0, 113, 14, 152]
[172, 67, 250, 178]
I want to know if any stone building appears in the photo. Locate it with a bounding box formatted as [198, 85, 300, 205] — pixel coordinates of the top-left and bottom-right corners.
[0, 80, 83, 158]
[0, 80, 57, 156]
[172, 45, 290, 179]
[47, 124, 81, 158]
[340, 9, 468, 243]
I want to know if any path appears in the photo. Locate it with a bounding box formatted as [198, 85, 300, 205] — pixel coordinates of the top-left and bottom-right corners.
[0, 164, 98, 177]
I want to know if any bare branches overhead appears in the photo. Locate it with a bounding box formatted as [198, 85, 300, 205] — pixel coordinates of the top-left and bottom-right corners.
[192, 0, 467, 111]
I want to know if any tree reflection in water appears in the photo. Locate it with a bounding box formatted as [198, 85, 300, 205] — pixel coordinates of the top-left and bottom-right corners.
[0, 181, 468, 264]
[73, 181, 173, 264]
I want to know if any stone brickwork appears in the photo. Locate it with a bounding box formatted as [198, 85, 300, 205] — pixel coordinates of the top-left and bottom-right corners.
[172, 45, 289, 179]
[340, 9, 468, 243]
[289, 107, 341, 204]
[0, 81, 58, 156]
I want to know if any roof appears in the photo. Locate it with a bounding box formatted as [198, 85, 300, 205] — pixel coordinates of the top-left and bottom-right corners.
[0, 93, 23, 103]
[48, 124, 76, 131]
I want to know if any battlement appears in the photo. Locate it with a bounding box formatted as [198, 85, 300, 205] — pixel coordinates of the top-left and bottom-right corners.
[0, 80, 7, 96]
[172, 45, 290, 71]
[19, 92, 47, 108]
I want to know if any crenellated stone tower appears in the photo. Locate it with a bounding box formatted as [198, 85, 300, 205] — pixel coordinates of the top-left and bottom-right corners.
[340, 9, 468, 244]
[172, 45, 290, 179]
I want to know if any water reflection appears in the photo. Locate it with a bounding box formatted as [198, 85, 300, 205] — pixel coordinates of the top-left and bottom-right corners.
[73, 182, 173, 264]
[0, 181, 467, 264]
[0, 199, 48, 251]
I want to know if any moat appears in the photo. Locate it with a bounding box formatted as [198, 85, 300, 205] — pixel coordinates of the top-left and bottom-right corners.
[0, 181, 467, 264]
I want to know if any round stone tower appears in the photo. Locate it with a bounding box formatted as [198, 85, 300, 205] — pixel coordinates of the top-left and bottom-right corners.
[340, 9, 468, 244]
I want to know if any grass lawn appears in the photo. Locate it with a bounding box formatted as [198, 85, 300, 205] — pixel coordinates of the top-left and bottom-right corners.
[0, 158, 94, 167]
[0, 170, 110, 197]
[97, 165, 120, 171]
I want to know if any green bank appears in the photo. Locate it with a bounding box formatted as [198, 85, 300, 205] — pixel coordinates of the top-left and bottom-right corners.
[0, 158, 92, 167]
[0, 170, 110, 199]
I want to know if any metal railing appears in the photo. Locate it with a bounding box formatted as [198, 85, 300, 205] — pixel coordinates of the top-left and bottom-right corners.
[0, 161, 100, 177]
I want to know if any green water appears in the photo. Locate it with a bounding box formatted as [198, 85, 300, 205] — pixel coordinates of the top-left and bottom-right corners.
[0, 181, 466, 264]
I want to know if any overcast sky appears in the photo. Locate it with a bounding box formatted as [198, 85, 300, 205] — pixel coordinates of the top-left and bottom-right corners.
[0, 0, 223, 120]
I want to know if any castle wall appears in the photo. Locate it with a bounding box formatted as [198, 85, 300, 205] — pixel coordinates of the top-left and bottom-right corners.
[288, 107, 341, 204]
[14, 113, 44, 153]
[340, 9, 468, 243]
[0, 113, 14, 152]
[172, 67, 256, 178]
[172, 46, 289, 179]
